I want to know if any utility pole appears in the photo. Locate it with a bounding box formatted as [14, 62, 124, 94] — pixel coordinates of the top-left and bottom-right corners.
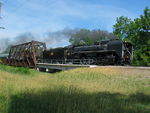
[0, 0, 5, 29]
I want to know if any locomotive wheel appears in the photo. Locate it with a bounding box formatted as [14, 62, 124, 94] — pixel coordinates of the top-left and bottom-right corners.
[93, 58, 99, 65]
[81, 59, 86, 65]
[80, 58, 88, 65]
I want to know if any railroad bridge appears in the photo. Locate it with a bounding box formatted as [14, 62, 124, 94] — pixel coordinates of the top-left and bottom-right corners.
[0, 40, 149, 72]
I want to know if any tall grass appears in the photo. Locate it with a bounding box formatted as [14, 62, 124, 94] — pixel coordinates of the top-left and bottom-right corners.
[0, 65, 150, 113]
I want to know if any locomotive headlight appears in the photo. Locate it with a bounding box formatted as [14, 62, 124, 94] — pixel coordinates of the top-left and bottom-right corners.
[50, 52, 54, 56]
[67, 53, 70, 56]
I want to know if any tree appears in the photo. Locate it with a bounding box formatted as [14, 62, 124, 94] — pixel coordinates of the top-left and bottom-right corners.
[113, 7, 150, 66]
[113, 16, 131, 41]
[132, 7, 150, 66]
[69, 29, 118, 45]
[69, 29, 91, 45]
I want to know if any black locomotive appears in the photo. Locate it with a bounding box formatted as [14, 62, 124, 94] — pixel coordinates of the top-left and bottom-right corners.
[43, 39, 133, 65]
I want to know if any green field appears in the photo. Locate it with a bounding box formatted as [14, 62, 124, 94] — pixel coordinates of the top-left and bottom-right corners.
[0, 64, 150, 113]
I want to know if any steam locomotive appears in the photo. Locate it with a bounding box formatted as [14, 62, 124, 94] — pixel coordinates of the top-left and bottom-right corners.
[0, 39, 133, 68]
[43, 39, 133, 65]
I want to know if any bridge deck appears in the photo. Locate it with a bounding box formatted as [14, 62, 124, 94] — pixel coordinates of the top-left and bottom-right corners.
[36, 63, 96, 71]
[36, 63, 150, 71]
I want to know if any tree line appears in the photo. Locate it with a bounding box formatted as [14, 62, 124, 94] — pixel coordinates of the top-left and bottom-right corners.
[69, 29, 118, 45]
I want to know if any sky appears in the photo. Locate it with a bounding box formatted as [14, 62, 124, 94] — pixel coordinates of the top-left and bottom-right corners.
[0, 0, 149, 47]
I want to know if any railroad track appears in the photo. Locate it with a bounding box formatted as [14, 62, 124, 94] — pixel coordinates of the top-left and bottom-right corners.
[92, 66, 150, 70]
[36, 63, 150, 71]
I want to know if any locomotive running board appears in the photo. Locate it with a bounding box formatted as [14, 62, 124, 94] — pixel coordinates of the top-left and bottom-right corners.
[36, 63, 97, 71]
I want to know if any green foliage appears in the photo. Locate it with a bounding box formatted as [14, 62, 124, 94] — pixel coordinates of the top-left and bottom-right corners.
[69, 29, 118, 45]
[113, 16, 131, 41]
[113, 7, 150, 66]
[0, 64, 36, 75]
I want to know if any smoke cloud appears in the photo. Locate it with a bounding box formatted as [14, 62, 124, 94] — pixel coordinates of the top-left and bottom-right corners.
[0, 38, 11, 53]
[43, 28, 79, 48]
[0, 28, 78, 53]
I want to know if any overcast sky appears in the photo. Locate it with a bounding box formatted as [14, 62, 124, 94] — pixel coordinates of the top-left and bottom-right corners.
[0, 0, 149, 38]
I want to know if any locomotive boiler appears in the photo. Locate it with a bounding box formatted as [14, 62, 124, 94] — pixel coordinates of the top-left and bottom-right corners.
[43, 39, 133, 65]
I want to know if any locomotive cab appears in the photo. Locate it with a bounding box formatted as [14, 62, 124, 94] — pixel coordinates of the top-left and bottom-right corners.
[107, 39, 133, 65]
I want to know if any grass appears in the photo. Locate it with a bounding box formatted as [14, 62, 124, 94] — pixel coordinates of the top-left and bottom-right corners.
[0, 64, 36, 75]
[0, 64, 150, 113]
